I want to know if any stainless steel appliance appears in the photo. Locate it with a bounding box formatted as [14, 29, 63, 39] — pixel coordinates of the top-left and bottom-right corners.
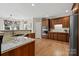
[69, 14, 78, 55]
[41, 26, 48, 36]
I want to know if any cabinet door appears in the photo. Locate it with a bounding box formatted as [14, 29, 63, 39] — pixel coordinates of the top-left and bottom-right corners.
[51, 33, 53, 39]
[28, 41, 35, 56]
[48, 32, 51, 39]
[66, 34, 69, 42]
[50, 20, 55, 29]
[58, 33, 66, 42]
[66, 17, 70, 28]
[62, 16, 70, 28]
[62, 34, 67, 42]
[42, 18, 48, 26]
[10, 43, 29, 56]
[54, 19, 60, 24]
[53, 33, 57, 40]
[1, 41, 35, 56]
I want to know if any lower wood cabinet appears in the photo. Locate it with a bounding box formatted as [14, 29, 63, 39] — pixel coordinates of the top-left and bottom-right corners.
[1, 41, 35, 56]
[58, 33, 67, 42]
[42, 34, 48, 39]
[66, 34, 69, 42]
[25, 33, 35, 38]
[50, 33, 53, 39]
[53, 32, 57, 40]
[48, 32, 69, 42]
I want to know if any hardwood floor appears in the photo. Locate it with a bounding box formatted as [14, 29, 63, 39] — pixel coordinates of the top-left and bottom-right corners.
[35, 39, 69, 56]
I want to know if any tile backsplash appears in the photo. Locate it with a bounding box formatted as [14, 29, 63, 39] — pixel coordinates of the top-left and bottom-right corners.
[50, 28, 69, 33]
[50, 24, 69, 33]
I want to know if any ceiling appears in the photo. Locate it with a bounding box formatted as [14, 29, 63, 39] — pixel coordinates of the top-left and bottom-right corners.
[0, 3, 73, 19]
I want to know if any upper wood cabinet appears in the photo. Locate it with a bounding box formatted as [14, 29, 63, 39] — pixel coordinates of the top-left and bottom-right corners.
[42, 18, 48, 26]
[62, 16, 70, 28]
[50, 16, 70, 28]
[50, 19, 54, 28]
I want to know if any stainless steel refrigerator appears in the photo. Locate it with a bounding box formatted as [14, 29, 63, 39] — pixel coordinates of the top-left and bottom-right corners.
[69, 14, 78, 56]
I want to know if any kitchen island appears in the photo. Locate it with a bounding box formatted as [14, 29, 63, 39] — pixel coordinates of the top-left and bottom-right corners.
[1, 36, 35, 56]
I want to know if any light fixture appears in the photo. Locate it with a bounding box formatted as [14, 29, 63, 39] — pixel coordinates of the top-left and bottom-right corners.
[73, 8, 77, 11]
[66, 10, 69, 13]
[32, 3, 35, 6]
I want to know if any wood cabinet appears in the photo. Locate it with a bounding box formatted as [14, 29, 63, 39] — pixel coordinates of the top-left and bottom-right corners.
[25, 33, 35, 38]
[42, 18, 48, 27]
[66, 34, 69, 42]
[1, 41, 35, 56]
[50, 16, 70, 28]
[62, 16, 70, 28]
[42, 16, 69, 39]
[50, 20, 54, 29]
[42, 35, 48, 39]
[58, 33, 67, 42]
[48, 32, 69, 42]
[48, 32, 52, 39]
[53, 32, 58, 40]
[50, 32, 54, 39]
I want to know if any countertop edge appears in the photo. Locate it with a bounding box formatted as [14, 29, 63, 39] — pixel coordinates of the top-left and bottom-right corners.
[1, 39, 35, 54]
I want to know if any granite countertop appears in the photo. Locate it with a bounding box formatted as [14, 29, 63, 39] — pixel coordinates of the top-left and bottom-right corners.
[50, 29, 69, 33]
[1, 36, 35, 54]
[50, 31, 69, 33]
[0, 31, 4, 36]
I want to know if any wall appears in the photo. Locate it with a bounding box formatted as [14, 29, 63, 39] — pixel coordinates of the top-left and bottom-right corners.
[33, 18, 42, 39]
[0, 19, 4, 30]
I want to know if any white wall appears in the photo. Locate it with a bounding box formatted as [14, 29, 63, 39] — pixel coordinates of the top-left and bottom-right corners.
[33, 18, 42, 39]
[0, 19, 4, 30]
[19, 21, 24, 30]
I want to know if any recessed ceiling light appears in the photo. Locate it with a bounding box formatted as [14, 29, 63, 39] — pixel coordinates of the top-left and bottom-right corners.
[66, 10, 68, 13]
[32, 4, 35, 6]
